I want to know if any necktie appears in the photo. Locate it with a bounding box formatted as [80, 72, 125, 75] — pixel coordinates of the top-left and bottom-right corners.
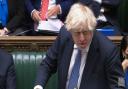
[68, 49, 81, 89]
[40, 0, 49, 20]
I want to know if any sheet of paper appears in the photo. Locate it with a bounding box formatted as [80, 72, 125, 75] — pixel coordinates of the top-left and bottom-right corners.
[37, 19, 63, 33]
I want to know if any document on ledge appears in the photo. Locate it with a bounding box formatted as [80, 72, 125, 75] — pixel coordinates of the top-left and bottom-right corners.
[37, 19, 63, 34]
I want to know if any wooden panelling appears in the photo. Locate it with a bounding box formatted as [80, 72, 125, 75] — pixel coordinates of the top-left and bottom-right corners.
[0, 36, 56, 51]
[0, 36, 122, 51]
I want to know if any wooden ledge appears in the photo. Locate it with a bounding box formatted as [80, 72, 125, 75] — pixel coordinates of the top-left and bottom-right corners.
[0, 36, 56, 51]
[0, 36, 122, 51]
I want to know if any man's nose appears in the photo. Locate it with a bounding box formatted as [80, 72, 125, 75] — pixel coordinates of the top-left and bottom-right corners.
[79, 33, 85, 41]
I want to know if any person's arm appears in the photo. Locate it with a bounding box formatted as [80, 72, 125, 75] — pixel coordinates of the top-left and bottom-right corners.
[47, 5, 61, 18]
[34, 33, 61, 88]
[31, 9, 41, 22]
[0, 27, 9, 36]
[79, 0, 101, 17]
[6, 54, 16, 89]
[25, 0, 35, 15]
[25, 0, 41, 22]
[34, 85, 43, 89]
[57, 0, 74, 21]
[101, 0, 121, 14]
[102, 0, 121, 8]
[105, 46, 125, 89]
[6, 0, 25, 33]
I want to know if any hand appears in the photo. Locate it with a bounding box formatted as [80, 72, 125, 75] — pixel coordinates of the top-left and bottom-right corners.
[34, 85, 43, 89]
[0, 27, 9, 36]
[0, 29, 6, 36]
[122, 59, 128, 71]
[32, 10, 42, 22]
[0, 27, 8, 36]
[47, 5, 60, 18]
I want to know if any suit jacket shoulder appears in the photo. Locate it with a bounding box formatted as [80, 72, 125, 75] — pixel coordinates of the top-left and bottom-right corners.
[0, 49, 16, 89]
[0, 49, 13, 72]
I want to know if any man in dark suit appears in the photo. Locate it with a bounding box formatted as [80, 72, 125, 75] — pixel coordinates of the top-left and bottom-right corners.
[79, 0, 121, 35]
[0, 49, 16, 89]
[25, 0, 75, 22]
[24, 0, 75, 35]
[34, 3, 125, 89]
[0, 0, 25, 36]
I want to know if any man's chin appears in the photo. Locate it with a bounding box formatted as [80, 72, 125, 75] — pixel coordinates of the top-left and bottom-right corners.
[79, 45, 87, 49]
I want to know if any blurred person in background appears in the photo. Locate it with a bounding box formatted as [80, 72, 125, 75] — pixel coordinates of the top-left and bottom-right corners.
[0, 0, 26, 36]
[79, 0, 122, 35]
[120, 36, 128, 89]
[0, 49, 16, 89]
[24, 0, 76, 35]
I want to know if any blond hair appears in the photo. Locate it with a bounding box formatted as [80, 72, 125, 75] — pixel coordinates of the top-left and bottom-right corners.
[65, 3, 97, 32]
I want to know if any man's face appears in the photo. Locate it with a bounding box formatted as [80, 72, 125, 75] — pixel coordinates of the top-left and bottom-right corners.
[71, 29, 93, 49]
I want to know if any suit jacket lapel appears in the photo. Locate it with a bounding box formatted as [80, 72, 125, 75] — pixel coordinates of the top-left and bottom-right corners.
[60, 33, 74, 89]
[80, 32, 99, 89]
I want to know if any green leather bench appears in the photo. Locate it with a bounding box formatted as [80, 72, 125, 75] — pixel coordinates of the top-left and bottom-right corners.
[0, 36, 58, 89]
[12, 51, 57, 89]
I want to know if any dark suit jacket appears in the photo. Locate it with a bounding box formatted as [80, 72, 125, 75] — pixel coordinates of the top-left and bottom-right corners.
[0, 49, 16, 89]
[24, 0, 75, 31]
[25, 0, 74, 22]
[79, 0, 121, 29]
[6, 0, 25, 33]
[101, 0, 121, 26]
[35, 26, 125, 89]
[79, 0, 101, 17]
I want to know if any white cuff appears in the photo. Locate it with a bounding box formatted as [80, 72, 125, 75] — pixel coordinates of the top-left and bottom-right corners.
[57, 4, 62, 14]
[34, 85, 43, 89]
[100, 7, 104, 13]
[31, 9, 36, 17]
[94, 0, 102, 4]
[3, 27, 9, 34]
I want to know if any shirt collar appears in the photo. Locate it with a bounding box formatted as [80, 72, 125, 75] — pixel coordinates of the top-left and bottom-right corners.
[74, 43, 90, 53]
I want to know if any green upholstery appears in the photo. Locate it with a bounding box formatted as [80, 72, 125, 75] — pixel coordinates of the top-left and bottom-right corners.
[12, 51, 57, 89]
